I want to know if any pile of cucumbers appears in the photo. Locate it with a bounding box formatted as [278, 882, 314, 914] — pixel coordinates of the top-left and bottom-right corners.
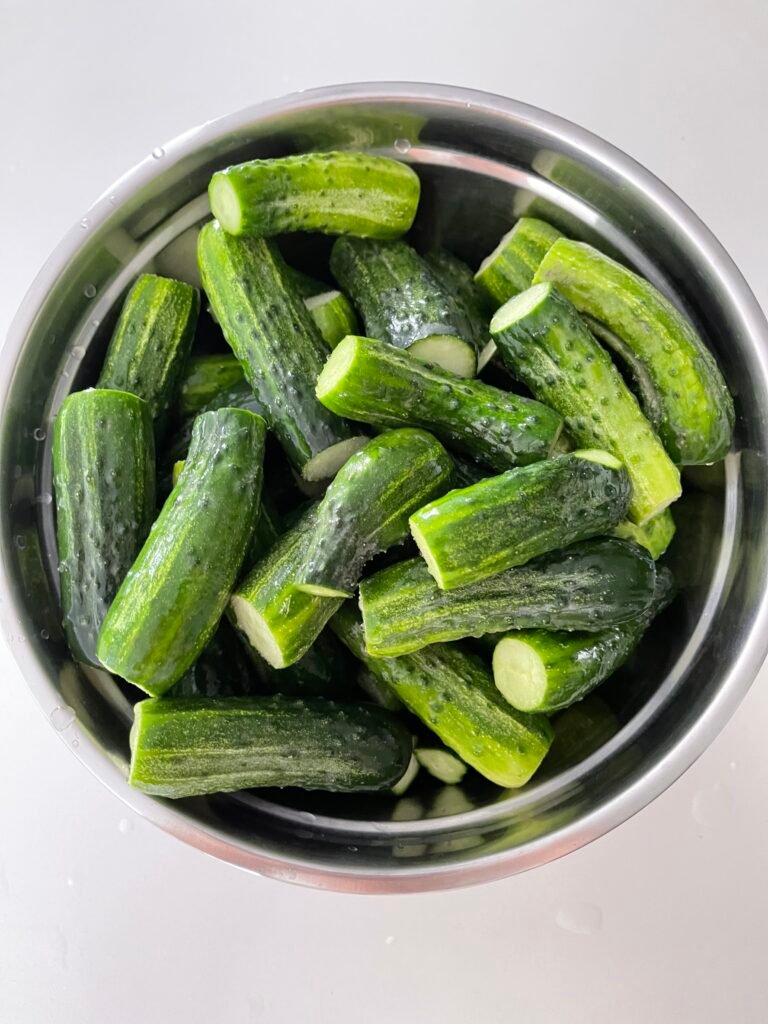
[52, 149, 734, 801]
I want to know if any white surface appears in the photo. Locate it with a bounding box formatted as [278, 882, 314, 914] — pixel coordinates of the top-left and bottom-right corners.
[2, 1, 768, 1020]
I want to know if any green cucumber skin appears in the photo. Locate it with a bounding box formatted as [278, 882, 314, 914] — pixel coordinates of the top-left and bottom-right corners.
[451, 453, 490, 488]
[129, 695, 413, 797]
[332, 605, 553, 788]
[330, 237, 477, 372]
[97, 274, 200, 422]
[316, 335, 563, 471]
[475, 218, 563, 305]
[534, 238, 735, 464]
[53, 389, 156, 667]
[491, 283, 682, 524]
[198, 221, 362, 478]
[544, 696, 619, 774]
[97, 408, 266, 695]
[425, 247, 491, 349]
[176, 355, 245, 417]
[296, 429, 454, 597]
[171, 619, 262, 698]
[410, 452, 631, 591]
[305, 290, 359, 349]
[359, 539, 657, 656]
[492, 566, 675, 713]
[255, 632, 359, 701]
[230, 505, 343, 669]
[209, 150, 420, 239]
[613, 508, 676, 559]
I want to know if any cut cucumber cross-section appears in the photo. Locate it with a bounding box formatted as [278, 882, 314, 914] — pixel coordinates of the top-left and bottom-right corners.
[304, 290, 359, 349]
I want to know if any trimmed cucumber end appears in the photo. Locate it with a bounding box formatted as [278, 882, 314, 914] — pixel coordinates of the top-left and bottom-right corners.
[409, 516, 447, 589]
[315, 335, 359, 402]
[414, 748, 468, 785]
[573, 448, 624, 470]
[490, 283, 552, 334]
[229, 595, 286, 669]
[209, 175, 244, 235]
[492, 637, 548, 713]
[477, 339, 498, 372]
[304, 289, 341, 311]
[295, 582, 352, 599]
[391, 753, 419, 795]
[408, 335, 476, 378]
[302, 435, 369, 481]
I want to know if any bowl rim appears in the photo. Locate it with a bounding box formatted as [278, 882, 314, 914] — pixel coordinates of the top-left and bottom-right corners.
[3, 80, 768, 893]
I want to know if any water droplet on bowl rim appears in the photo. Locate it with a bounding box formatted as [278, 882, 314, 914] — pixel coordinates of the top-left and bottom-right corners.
[152, 146, 165, 159]
[394, 138, 411, 154]
[83, 283, 96, 298]
[33, 427, 46, 441]
[50, 705, 76, 731]
[80, 217, 89, 230]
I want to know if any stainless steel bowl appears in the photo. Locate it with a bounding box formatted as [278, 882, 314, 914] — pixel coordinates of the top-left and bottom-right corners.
[3, 83, 768, 893]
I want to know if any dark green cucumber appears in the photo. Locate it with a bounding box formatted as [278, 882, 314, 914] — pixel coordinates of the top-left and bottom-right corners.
[410, 450, 630, 591]
[475, 217, 563, 306]
[53, 389, 155, 666]
[198, 221, 366, 480]
[330, 237, 478, 377]
[425, 247, 491, 353]
[288, 267, 328, 298]
[490, 282, 681, 524]
[294, 429, 454, 598]
[209, 150, 420, 239]
[129, 694, 413, 797]
[97, 408, 266, 695]
[230, 505, 343, 668]
[171, 619, 262, 698]
[304, 290, 359, 349]
[332, 605, 553, 788]
[534, 238, 734, 464]
[613, 508, 675, 559]
[491, 566, 674, 713]
[544, 695, 619, 774]
[359, 539, 657, 656]
[97, 273, 200, 422]
[254, 631, 359, 701]
[451, 452, 491, 488]
[316, 335, 562, 472]
[176, 354, 245, 417]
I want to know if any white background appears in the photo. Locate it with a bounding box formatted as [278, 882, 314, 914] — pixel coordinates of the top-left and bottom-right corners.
[2, 1, 767, 1020]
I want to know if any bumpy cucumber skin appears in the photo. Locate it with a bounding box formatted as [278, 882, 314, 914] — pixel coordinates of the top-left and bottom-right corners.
[305, 291, 359, 349]
[230, 505, 343, 669]
[255, 631, 359, 701]
[613, 508, 676, 559]
[475, 218, 562, 305]
[491, 282, 681, 524]
[176, 355, 245, 417]
[425, 247, 492, 349]
[332, 605, 553, 788]
[296, 429, 454, 597]
[410, 452, 631, 590]
[316, 335, 562, 471]
[492, 566, 674, 713]
[97, 273, 200, 422]
[359, 539, 657, 656]
[330, 237, 477, 373]
[53, 389, 156, 667]
[534, 238, 735, 465]
[198, 221, 363, 478]
[209, 151, 420, 239]
[97, 408, 266, 695]
[129, 694, 413, 797]
[172, 619, 261, 698]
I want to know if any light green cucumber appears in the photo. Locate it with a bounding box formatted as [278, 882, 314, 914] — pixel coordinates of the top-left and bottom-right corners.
[475, 217, 562, 306]
[414, 747, 468, 785]
[612, 508, 675, 559]
[209, 150, 420, 239]
[534, 238, 734, 464]
[176, 354, 245, 417]
[409, 450, 630, 590]
[96, 408, 266, 695]
[490, 281, 682, 524]
[315, 334, 562, 472]
[198, 221, 367, 480]
[359, 539, 657, 656]
[304, 290, 359, 348]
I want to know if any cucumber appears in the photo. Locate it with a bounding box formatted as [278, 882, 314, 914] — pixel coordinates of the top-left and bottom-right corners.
[171, 459, 185, 487]
[289, 268, 328, 298]
[254, 631, 359, 701]
[198, 221, 367, 480]
[425, 247, 491, 352]
[534, 238, 734, 464]
[210, 151, 420, 239]
[613, 508, 675, 559]
[97, 273, 200, 423]
[410, 450, 630, 591]
[491, 566, 675, 713]
[129, 695, 413, 797]
[391, 754, 420, 795]
[304, 290, 359, 349]
[230, 505, 343, 669]
[475, 217, 562, 306]
[53, 389, 155, 666]
[414, 747, 468, 785]
[176, 354, 245, 417]
[451, 452, 490, 488]
[295, 429, 454, 598]
[316, 335, 563, 471]
[330, 237, 478, 377]
[490, 282, 682, 524]
[97, 408, 266, 695]
[544, 696, 619, 774]
[355, 666, 403, 712]
[171, 619, 261, 698]
[359, 539, 657, 656]
[332, 604, 553, 788]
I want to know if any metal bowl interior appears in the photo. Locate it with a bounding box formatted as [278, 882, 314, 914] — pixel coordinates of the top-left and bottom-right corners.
[2, 83, 768, 893]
